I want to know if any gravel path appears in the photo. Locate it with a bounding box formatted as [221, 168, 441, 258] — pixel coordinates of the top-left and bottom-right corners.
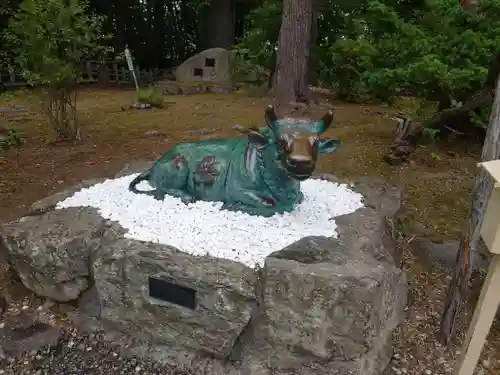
[0, 329, 190, 375]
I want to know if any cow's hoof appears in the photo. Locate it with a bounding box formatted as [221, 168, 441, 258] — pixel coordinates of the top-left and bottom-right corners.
[153, 193, 166, 201]
[181, 195, 195, 204]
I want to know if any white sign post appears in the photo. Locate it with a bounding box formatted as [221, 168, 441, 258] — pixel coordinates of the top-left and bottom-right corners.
[124, 46, 139, 93]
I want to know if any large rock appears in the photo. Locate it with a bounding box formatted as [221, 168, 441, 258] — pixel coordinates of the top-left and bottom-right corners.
[174, 48, 231, 84]
[0, 169, 407, 375]
[0, 207, 106, 302]
[231, 177, 406, 375]
[92, 236, 258, 360]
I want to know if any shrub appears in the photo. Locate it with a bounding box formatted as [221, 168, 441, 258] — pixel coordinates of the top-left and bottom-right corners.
[136, 88, 164, 108]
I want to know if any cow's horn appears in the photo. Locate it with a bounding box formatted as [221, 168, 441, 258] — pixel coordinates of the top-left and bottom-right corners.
[265, 105, 278, 123]
[317, 110, 334, 133]
[233, 124, 260, 135]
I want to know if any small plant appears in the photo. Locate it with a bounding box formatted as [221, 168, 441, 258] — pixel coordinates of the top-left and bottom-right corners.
[0, 127, 23, 161]
[5, 0, 109, 141]
[136, 88, 164, 108]
[0, 91, 13, 101]
[430, 151, 441, 161]
[423, 127, 440, 141]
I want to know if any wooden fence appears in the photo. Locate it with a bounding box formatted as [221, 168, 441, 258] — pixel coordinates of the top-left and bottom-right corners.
[0, 60, 155, 88]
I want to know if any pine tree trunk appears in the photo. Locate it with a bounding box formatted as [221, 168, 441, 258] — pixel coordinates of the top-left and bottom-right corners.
[308, 0, 319, 87]
[197, 0, 235, 50]
[273, 0, 315, 115]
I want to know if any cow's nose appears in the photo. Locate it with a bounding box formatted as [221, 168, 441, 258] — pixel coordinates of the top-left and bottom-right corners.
[287, 156, 314, 172]
[289, 155, 313, 166]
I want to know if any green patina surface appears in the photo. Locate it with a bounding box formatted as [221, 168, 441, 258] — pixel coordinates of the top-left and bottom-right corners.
[129, 106, 340, 217]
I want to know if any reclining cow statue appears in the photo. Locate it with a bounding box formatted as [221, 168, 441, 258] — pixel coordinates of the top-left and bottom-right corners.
[129, 105, 340, 217]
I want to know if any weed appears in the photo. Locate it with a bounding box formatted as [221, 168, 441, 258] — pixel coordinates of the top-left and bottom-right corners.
[0, 127, 23, 162]
[136, 88, 164, 108]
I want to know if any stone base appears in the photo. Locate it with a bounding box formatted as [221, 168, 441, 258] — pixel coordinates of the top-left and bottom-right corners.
[0, 169, 407, 375]
[153, 80, 237, 95]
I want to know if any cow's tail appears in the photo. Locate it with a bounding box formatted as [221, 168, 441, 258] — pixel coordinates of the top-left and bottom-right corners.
[128, 169, 156, 196]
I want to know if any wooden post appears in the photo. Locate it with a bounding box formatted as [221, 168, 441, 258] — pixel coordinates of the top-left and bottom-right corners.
[454, 163, 500, 375]
[439, 75, 500, 345]
[98, 62, 109, 84]
[112, 63, 118, 83]
[85, 60, 92, 82]
[8, 67, 15, 83]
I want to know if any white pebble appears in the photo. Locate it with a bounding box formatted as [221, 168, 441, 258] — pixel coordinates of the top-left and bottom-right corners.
[57, 174, 364, 268]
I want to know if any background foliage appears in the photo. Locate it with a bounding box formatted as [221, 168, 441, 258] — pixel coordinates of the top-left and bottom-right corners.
[1, 0, 499, 130]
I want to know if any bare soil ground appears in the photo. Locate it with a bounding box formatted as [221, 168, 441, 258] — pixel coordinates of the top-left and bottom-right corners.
[0, 87, 498, 375]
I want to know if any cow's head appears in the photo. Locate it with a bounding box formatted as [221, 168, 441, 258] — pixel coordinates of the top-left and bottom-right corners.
[235, 105, 340, 181]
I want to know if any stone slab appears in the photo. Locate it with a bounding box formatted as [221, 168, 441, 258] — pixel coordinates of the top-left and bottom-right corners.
[92, 238, 258, 360]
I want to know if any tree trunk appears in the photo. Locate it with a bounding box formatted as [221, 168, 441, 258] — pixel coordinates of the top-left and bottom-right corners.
[385, 116, 424, 165]
[197, 0, 235, 51]
[423, 90, 493, 130]
[308, 0, 319, 87]
[272, 0, 315, 115]
[439, 75, 500, 346]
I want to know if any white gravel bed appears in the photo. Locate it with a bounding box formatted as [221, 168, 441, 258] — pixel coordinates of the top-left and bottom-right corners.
[56, 174, 364, 268]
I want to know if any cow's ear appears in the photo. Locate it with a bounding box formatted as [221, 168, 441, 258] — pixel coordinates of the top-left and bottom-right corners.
[317, 139, 340, 154]
[265, 105, 280, 133]
[248, 132, 268, 148]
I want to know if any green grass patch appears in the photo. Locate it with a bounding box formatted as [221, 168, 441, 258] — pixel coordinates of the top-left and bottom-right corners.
[136, 88, 164, 108]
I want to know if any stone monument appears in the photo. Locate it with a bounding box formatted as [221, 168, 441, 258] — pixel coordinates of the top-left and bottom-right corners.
[174, 47, 231, 84]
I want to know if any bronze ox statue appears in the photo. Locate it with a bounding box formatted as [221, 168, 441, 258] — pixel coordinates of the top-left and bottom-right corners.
[129, 105, 340, 217]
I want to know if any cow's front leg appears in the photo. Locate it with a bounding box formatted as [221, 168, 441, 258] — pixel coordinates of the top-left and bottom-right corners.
[222, 192, 278, 217]
[164, 188, 196, 204]
[222, 202, 277, 217]
[297, 191, 304, 204]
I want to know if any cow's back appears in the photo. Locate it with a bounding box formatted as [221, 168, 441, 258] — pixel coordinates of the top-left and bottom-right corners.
[150, 137, 246, 201]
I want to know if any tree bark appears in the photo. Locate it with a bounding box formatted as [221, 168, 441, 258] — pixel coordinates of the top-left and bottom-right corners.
[385, 117, 424, 165]
[197, 0, 235, 51]
[272, 0, 315, 115]
[439, 75, 500, 346]
[423, 90, 493, 129]
[308, 0, 319, 87]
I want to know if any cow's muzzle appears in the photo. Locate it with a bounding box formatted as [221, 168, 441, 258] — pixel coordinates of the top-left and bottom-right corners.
[284, 156, 315, 180]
